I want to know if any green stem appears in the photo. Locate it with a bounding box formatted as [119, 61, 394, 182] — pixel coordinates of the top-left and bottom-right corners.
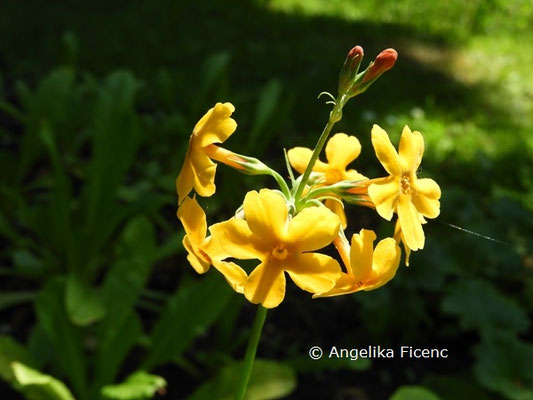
[294, 95, 346, 205]
[234, 305, 268, 400]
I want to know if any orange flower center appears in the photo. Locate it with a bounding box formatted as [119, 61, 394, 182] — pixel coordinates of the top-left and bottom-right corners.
[401, 174, 411, 194]
[271, 245, 289, 260]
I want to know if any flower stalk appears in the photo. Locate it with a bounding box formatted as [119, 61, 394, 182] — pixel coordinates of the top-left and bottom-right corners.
[233, 306, 268, 400]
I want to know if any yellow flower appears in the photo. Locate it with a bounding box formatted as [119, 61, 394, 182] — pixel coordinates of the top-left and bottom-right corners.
[288, 133, 367, 185]
[368, 125, 441, 251]
[315, 229, 400, 297]
[177, 196, 247, 293]
[176, 103, 237, 204]
[208, 189, 342, 308]
[288, 133, 367, 228]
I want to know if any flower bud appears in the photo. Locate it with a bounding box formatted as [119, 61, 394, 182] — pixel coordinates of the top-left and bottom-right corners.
[338, 45, 364, 95]
[362, 48, 398, 83]
[346, 48, 397, 97]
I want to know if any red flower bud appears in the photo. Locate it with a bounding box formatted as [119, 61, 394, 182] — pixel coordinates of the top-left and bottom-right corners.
[338, 45, 364, 94]
[362, 48, 398, 83]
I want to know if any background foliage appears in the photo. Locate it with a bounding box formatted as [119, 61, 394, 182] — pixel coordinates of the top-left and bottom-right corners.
[1, 0, 532, 399]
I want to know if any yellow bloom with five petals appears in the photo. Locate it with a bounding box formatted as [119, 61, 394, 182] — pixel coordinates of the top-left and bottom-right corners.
[209, 189, 342, 308]
[176, 103, 237, 204]
[368, 125, 441, 251]
[288, 133, 367, 228]
[177, 196, 247, 293]
[315, 229, 400, 297]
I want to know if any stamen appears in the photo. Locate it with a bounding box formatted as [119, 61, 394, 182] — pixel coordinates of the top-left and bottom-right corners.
[272, 245, 288, 260]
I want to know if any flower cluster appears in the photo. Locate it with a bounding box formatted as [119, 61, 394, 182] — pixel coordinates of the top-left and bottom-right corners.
[176, 46, 441, 308]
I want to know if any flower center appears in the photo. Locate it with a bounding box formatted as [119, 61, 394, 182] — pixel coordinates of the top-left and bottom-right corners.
[400, 174, 411, 194]
[271, 245, 288, 260]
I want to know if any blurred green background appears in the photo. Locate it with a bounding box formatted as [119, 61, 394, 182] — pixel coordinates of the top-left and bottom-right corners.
[1, 0, 532, 399]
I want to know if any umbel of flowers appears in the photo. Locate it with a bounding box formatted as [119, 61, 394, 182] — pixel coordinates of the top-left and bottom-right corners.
[175, 45, 441, 398]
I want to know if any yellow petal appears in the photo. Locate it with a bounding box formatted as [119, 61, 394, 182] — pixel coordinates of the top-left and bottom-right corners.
[177, 196, 207, 245]
[244, 260, 286, 308]
[345, 169, 368, 181]
[212, 259, 248, 294]
[287, 147, 328, 174]
[397, 194, 425, 250]
[190, 149, 217, 197]
[350, 229, 376, 282]
[361, 238, 401, 291]
[368, 178, 399, 221]
[243, 189, 287, 244]
[207, 219, 266, 261]
[325, 133, 362, 170]
[325, 198, 347, 230]
[371, 124, 401, 176]
[286, 205, 339, 252]
[398, 126, 424, 172]
[312, 273, 359, 298]
[183, 236, 210, 274]
[412, 178, 441, 219]
[286, 253, 341, 294]
[176, 145, 195, 204]
[196, 103, 237, 147]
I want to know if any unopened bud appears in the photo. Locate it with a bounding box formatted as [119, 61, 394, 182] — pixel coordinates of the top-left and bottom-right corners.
[338, 45, 364, 95]
[347, 48, 398, 97]
[362, 48, 398, 83]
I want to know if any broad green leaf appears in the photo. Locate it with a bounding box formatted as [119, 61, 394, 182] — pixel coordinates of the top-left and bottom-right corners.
[34, 278, 87, 396]
[0, 336, 37, 382]
[142, 273, 232, 369]
[389, 386, 441, 400]
[441, 279, 529, 337]
[101, 371, 166, 400]
[93, 217, 156, 388]
[83, 71, 140, 234]
[66, 274, 106, 326]
[188, 359, 296, 400]
[93, 312, 142, 393]
[11, 362, 75, 400]
[474, 335, 533, 400]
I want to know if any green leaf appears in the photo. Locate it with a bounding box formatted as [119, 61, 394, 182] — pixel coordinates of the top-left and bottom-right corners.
[474, 335, 533, 400]
[101, 371, 166, 400]
[11, 362, 75, 400]
[188, 359, 296, 400]
[34, 278, 87, 396]
[65, 274, 106, 326]
[0, 291, 35, 312]
[0, 336, 37, 382]
[142, 273, 232, 369]
[389, 386, 441, 400]
[39, 123, 74, 269]
[93, 217, 156, 388]
[441, 279, 529, 337]
[12, 249, 45, 277]
[17, 67, 76, 180]
[83, 71, 140, 234]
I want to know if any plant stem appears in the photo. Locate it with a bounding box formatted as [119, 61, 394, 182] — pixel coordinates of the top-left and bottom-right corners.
[234, 305, 268, 400]
[294, 95, 346, 205]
